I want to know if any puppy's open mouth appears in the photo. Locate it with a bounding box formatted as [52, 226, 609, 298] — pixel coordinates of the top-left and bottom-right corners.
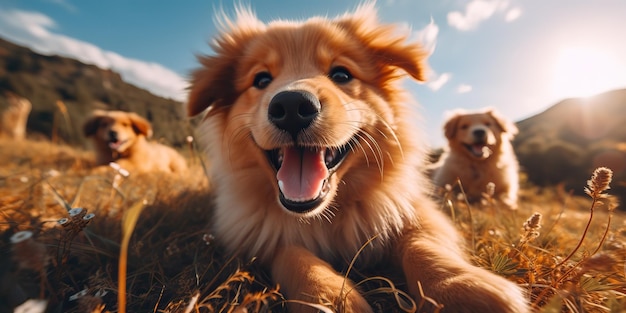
[108, 139, 128, 151]
[464, 142, 492, 159]
[265, 141, 352, 214]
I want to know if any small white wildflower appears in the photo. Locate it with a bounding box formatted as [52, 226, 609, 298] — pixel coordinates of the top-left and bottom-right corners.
[68, 289, 88, 301]
[11, 230, 33, 244]
[69, 208, 85, 218]
[485, 182, 495, 197]
[13, 299, 47, 313]
[118, 168, 130, 177]
[45, 169, 60, 178]
[94, 289, 108, 298]
[202, 233, 215, 245]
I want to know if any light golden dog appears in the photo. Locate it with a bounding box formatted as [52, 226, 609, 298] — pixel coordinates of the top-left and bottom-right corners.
[83, 110, 187, 174]
[188, 5, 528, 313]
[0, 93, 31, 140]
[433, 108, 519, 208]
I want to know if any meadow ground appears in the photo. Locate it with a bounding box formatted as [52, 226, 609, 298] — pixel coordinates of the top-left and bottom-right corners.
[1, 138, 625, 312]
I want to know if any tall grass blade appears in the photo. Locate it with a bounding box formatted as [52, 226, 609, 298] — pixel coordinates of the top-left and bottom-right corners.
[118, 199, 146, 313]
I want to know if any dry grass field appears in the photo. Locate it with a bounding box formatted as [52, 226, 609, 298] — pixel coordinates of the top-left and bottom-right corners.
[1, 138, 625, 313]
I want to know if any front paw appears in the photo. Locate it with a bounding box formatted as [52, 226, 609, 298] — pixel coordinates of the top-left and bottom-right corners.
[425, 272, 529, 313]
[337, 288, 374, 313]
[286, 284, 373, 313]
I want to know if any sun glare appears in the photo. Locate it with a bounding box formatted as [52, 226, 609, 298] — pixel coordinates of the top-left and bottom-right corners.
[550, 46, 626, 100]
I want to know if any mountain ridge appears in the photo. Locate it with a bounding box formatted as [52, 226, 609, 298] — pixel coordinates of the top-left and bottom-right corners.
[0, 36, 192, 148]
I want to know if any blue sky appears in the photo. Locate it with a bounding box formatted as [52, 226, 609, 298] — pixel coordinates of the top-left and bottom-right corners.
[1, 0, 625, 147]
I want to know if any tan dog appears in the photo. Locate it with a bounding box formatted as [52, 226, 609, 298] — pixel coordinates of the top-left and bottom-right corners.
[0, 93, 31, 140]
[83, 110, 187, 174]
[188, 4, 528, 313]
[433, 108, 519, 208]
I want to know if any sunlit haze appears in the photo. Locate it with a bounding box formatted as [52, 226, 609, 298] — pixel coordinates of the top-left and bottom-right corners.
[551, 46, 626, 100]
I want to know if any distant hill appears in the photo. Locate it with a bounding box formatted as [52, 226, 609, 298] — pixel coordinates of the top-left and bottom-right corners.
[0, 37, 192, 148]
[514, 89, 626, 203]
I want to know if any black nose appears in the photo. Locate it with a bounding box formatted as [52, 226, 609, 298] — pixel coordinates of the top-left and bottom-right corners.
[268, 90, 321, 138]
[473, 129, 486, 139]
[108, 130, 118, 142]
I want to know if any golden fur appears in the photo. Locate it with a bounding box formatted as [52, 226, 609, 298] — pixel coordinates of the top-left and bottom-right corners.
[0, 93, 31, 140]
[188, 4, 528, 312]
[433, 108, 520, 208]
[83, 110, 187, 174]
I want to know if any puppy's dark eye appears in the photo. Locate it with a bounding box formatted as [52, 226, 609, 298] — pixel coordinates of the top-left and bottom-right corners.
[253, 72, 273, 89]
[460, 124, 469, 130]
[329, 66, 352, 84]
[485, 121, 492, 127]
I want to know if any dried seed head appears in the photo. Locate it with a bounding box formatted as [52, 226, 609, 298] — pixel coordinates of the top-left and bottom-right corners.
[444, 184, 452, 192]
[585, 167, 613, 198]
[186, 135, 194, 143]
[523, 212, 542, 232]
[521, 212, 542, 242]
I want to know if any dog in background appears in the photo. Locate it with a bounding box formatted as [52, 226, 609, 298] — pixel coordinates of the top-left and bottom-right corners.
[0, 93, 31, 140]
[187, 4, 528, 313]
[83, 110, 187, 174]
[432, 108, 519, 208]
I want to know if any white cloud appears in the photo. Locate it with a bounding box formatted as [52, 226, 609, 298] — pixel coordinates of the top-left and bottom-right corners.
[0, 9, 187, 101]
[505, 7, 522, 22]
[457, 84, 473, 93]
[412, 18, 439, 56]
[45, 0, 77, 13]
[427, 73, 451, 91]
[447, 0, 515, 31]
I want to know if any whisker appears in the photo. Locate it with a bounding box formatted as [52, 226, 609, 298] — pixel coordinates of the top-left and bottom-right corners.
[350, 133, 371, 167]
[360, 131, 385, 179]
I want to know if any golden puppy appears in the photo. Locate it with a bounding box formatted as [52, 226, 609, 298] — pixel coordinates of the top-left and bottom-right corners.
[83, 110, 187, 174]
[188, 4, 528, 313]
[433, 108, 519, 208]
[0, 93, 31, 140]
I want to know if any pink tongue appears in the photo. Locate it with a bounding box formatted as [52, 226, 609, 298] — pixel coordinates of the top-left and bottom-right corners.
[277, 147, 328, 202]
[109, 141, 122, 150]
[471, 144, 484, 156]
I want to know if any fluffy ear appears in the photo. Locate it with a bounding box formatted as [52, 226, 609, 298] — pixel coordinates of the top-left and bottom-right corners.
[83, 111, 107, 137]
[443, 114, 461, 140]
[187, 54, 239, 117]
[187, 8, 264, 117]
[336, 3, 428, 82]
[128, 113, 153, 138]
[487, 109, 518, 138]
